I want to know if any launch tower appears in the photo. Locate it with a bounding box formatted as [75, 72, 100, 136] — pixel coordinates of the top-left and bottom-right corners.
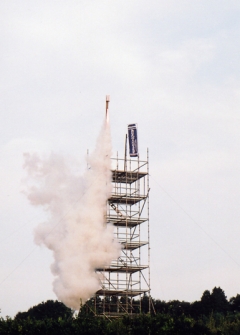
[93, 148, 150, 316]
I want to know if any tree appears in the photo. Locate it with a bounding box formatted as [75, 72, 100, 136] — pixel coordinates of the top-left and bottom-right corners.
[199, 287, 229, 315]
[15, 300, 73, 321]
[141, 294, 150, 313]
[201, 290, 212, 315]
[211, 287, 229, 314]
[229, 294, 240, 313]
[154, 299, 168, 314]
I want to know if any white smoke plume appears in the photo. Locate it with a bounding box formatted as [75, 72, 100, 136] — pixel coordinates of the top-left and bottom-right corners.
[23, 120, 120, 310]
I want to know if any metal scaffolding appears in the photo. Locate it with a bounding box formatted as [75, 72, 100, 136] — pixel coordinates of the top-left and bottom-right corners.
[93, 151, 150, 316]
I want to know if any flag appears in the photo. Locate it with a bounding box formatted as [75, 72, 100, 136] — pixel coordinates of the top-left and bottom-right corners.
[128, 124, 138, 157]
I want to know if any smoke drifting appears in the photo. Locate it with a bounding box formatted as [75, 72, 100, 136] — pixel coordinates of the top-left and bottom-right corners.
[23, 121, 120, 310]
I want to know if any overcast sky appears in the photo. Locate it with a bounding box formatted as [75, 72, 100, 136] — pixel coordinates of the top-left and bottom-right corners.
[0, 0, 240, 317]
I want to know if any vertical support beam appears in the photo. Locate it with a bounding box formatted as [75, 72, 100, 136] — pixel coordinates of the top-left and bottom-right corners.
[124, 134, 127, 171]
[147, 148, 151, 313]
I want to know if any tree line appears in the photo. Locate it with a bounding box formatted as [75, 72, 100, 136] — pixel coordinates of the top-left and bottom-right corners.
[1, 287, 240, 334]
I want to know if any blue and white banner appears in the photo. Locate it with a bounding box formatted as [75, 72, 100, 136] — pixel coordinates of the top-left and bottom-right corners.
[128, 123, 139, 157]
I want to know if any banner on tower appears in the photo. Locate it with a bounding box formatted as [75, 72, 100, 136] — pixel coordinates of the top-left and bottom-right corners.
[128, 123, 138, 157]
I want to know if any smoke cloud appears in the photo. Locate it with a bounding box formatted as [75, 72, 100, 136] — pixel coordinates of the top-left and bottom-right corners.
[23, 121, 120, 310]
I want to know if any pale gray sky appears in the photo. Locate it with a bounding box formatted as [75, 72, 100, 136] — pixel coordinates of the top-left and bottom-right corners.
[0, 0, 240, 317]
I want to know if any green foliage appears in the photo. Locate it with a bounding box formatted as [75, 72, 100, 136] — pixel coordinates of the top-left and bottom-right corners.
[229, 294, 240, 313]
[189, 287, 229, 318]
[2, 289, 240, 334]
[211, 287, 228, 314]
[15, 300, 72, 321]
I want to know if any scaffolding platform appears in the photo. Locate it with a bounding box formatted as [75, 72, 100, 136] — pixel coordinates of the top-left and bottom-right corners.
[112, 170, 147, 184]
[107, 215, 147, 227]
[96, 264, 148, 273]
[121, 241, 148, 250]
[108, 194, 146, 205]
[96, 289, 149, 297]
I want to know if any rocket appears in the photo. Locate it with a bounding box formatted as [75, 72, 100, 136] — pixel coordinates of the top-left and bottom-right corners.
[106, 95, 110, 124]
